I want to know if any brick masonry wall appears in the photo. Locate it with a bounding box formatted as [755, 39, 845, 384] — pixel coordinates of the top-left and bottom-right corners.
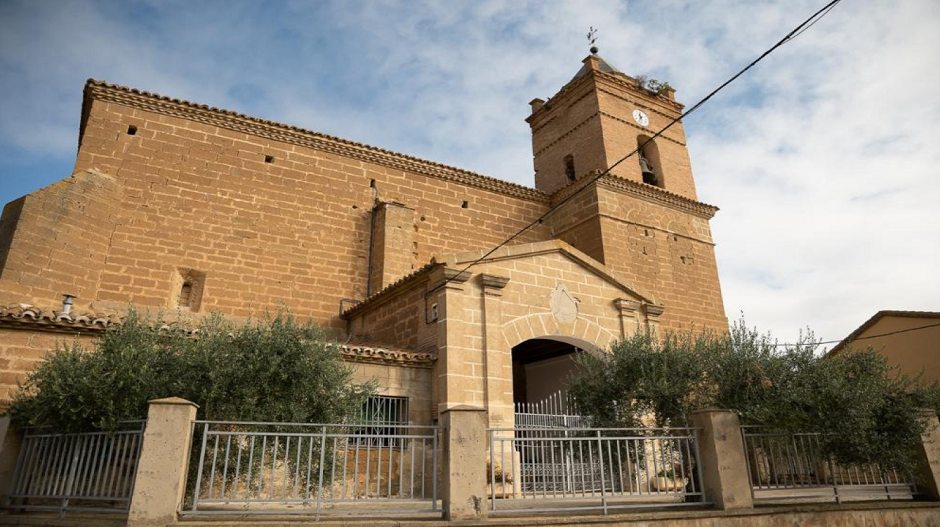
[596, 186, 727, 332]
[594, 84, 699, 201]
[350, 362, 433, 426]
[349, 279, 432, 352]
[0, 329, 99, 402]
[530, 84, 609, 194]
[0, 94, 550, 330]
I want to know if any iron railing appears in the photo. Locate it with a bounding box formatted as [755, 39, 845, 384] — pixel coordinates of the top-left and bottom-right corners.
[3, 422, 145, 516]
[486, 427, 707, 514]
[186, 421, 439, 517]
[741, 427, 917, 503]
[514, 389, 591, 430]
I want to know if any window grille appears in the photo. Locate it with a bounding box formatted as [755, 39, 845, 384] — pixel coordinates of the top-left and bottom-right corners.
[351, 395, 409, 447]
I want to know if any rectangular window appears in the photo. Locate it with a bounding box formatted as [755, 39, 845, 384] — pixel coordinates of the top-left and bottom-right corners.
[352, 395, 409, 447]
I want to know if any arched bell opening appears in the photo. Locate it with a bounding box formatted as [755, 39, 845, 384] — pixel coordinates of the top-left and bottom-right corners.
[637, 135, 664, 188]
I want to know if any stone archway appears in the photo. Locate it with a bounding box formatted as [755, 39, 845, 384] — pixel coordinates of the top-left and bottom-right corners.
[501, 313, 617, 354]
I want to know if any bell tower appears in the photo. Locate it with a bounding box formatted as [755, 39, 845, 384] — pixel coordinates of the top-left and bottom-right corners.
[527, 52, 698, 200]
[526, 51, 728, 333]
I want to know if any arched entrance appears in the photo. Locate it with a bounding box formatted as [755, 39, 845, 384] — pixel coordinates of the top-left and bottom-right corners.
[510, 336, 599, 425]
[512, 338, 582, 408]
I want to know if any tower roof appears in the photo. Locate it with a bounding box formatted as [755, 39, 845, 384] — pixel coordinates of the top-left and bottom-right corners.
[571, 53, 623, 81]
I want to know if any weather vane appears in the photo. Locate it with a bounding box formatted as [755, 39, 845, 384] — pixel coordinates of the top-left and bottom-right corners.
[587, 26, 599, 54]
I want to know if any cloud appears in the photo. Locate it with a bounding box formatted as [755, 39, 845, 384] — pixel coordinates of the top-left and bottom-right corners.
[0, 0, 938, 345]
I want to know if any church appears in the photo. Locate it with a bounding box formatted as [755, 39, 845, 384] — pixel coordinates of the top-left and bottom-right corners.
[0, 51, 727, 430]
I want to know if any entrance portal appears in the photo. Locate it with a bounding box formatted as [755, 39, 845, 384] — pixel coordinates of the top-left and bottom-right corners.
[511, 338, 582, 407]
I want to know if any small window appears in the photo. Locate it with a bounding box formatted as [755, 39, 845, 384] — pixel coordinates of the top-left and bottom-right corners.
[175, 269, 205, 311]
[264, 154, 274, 164]
[352, 396, 409, 447]
[126, 125, 138, 136]
[178, 282, 193, 308]
[564, 154, 576, 183]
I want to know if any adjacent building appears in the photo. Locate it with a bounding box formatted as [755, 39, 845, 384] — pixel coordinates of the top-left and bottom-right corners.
[828, 310, 940, 384]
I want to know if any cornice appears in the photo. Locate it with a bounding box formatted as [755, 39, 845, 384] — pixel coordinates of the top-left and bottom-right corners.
[596, 175, 718, 218]
[593, 72, 685, 114]
[528, 68, 683, 125]
[326, 344, 436, 369]
[0, 303, 435, 368]
[82, 80, 549, 204]
[549, 172, 718, 220]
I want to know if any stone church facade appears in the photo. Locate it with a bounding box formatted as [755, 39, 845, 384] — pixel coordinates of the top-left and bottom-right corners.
[0, 53, 727, 428]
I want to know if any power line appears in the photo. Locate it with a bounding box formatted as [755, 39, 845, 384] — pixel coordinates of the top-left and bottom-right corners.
[773, 322, 940, 349]
[427, 0, 842, 298]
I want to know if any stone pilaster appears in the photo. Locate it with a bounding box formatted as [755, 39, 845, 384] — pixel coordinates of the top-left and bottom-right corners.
[645, 303, 665, 337]
[429, 267, 471, 415]
[480, 274, 511, 428]
[614, 298, 641, 338]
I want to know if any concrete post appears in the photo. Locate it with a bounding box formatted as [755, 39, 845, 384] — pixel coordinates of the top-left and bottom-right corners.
[913, 409, 940, 501]
[0, 416, 22, 504]
[692, 408, 753, 510]
[441, 405, 487, 520]
[127, 397, 198, 527]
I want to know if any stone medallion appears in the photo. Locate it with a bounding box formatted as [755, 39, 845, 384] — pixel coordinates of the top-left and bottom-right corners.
[550, 284, 580, 324]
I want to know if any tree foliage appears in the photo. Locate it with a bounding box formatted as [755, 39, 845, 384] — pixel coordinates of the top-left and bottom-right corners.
[569, 320, 940, 472]
[6, 307, 375, 432]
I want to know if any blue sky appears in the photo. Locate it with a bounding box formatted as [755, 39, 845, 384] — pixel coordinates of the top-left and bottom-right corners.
[1, 0, 938, 345]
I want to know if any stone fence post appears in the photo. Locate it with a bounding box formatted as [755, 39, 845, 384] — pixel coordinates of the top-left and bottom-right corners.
[127, 397, 198, 527]
[0, 416, 22, 504]
[692, 408, 753, 510]
[441, 405, 487, 520]
[914, 409, 940, 501]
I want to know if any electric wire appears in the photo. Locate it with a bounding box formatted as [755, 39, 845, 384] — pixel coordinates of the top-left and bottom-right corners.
[426, 0, 843, 298]
[771, 322, 940, 349]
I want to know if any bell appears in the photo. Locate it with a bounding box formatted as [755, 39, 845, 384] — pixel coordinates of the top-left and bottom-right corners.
[639, 156, 658, 185]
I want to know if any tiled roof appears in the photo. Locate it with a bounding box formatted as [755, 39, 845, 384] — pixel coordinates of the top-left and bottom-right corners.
[828, 310, 940, 355]
[341, 262, 442, 319]
[0, 303, 435, 368]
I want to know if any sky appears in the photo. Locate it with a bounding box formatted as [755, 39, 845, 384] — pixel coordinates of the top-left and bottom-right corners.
[0, 0, 938, 347]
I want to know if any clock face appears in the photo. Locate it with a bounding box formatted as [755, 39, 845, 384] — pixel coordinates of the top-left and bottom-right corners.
[633, 109, 650, 127]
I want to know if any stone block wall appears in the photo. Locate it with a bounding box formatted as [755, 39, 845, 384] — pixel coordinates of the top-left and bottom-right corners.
[0, 82, 550, 330]
[595, 184, 727, 332]
[0, 329, 99, 402]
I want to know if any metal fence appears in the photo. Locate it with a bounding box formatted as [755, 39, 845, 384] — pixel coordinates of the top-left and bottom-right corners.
[486, 427, 707, 514]
[186, 421, 439, 517]
[514, 390, 591, 430]
[3, 422, 145, 516]
[741, 427, 917, 503]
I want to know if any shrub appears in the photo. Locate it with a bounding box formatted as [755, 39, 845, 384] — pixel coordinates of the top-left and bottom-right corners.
[6, 307, 375, 432]
[569, 319, 940, 472]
